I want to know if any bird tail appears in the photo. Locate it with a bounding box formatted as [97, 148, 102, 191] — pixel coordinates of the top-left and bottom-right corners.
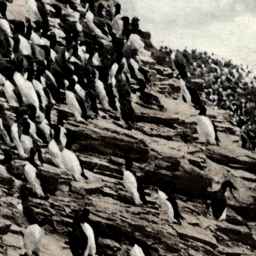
[83, 245, 89, 256]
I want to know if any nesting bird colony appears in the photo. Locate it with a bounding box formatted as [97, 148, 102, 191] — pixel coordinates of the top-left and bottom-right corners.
[158, 46, 256, 150]
[0, 0, 255, 256]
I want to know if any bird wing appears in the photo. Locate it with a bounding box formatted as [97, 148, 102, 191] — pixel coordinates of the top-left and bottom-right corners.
[211, 193, 226, 220]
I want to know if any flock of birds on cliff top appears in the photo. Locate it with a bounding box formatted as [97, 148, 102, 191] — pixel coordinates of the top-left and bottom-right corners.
[0, 0, 244, 255]
[159, 45, 256, 151]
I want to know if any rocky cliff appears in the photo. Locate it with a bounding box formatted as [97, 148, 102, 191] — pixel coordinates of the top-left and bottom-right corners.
[0, 63, 256, 256]
[0, 0, 256, 255]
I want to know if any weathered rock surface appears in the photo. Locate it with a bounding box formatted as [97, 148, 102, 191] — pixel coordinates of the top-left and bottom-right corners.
[0, 67, 256, 256]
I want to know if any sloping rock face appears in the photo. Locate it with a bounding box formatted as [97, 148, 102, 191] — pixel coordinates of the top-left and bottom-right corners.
[1, 64, 256, 256]
[0, 2, 256, 256]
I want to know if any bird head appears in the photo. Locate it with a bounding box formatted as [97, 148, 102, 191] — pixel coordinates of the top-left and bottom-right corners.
[220, 180, 239, 202]
[125, 157, 133, 171]
[111, 3, 119, 16]
[221, 180, 237, 192]
[73, 208, 90, 224]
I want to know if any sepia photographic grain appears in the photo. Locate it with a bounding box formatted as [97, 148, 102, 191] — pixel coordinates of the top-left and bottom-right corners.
[0, 1, 255, 255]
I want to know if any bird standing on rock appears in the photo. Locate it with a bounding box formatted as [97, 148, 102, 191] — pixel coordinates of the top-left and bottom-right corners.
[173, 50, 204, 110]
[115, 62, 136, 130]
[20, 118, 34, 157]
[11, 106, 42, 159]
[60, 147, 83, 181]
[13, 71, 42, 118]
[125, 159, 149, 204]
[206, 180, 239, 221]
[196, 104, 220, 146]
[51, 133, 94, 181]
[179, 78, 204, 111]
[122, 164, 142, 206]
[94, 70, 111, 111]
[68, 208, 97, 256]
[48, 120, 67, 169]
[156, 189, 184, 225]
[65, 80, 83, 122]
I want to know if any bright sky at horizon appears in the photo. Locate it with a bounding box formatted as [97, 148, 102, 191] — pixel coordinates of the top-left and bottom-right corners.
[7, 0, 256, 68]
[119, 0, 256, 68]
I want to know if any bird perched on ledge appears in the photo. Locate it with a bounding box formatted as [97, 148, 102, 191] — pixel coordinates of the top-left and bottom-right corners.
[196, 104, 220, 146]
[206, 180, 239, 221]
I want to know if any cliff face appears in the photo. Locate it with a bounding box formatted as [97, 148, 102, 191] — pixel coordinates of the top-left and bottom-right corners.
[1, 64, 256, 256]
[0, 0, 256, 256]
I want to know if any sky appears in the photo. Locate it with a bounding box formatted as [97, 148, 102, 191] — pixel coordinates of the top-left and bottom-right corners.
[119, 0, 256, 68]
[7, 0, 256, 68]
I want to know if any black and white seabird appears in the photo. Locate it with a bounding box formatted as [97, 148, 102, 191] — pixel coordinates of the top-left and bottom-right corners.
[196, 104, 220, 146]
[157, 189, 184, 225]
[68, 208, 97, 256]
[125, 159, 148, 204]
[122, 165, 142, 205]
[207, 180, 238, 221]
